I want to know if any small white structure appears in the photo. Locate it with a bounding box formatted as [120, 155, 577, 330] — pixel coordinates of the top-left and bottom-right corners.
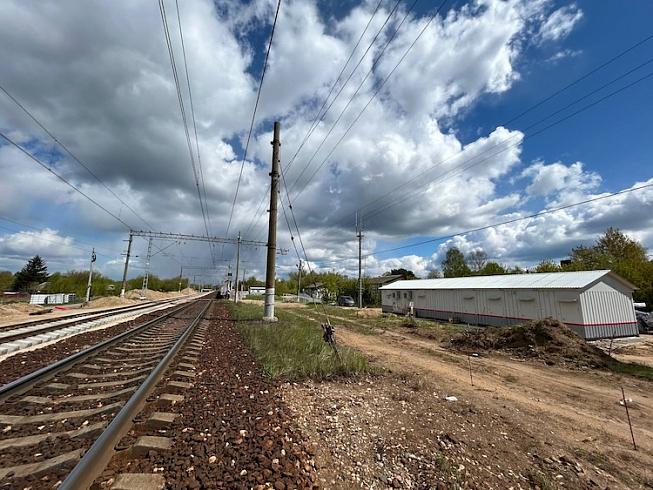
[248, 286, 266, 295]
[30, 293, 77, 305]
[380, 270, 638, 340]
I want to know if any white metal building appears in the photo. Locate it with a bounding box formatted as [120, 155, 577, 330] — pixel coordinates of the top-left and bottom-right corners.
[29, 293, 77, 305]
[380, 270, 638, 340]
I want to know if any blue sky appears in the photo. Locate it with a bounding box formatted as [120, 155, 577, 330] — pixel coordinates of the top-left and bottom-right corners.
[0, 0, 652, 282]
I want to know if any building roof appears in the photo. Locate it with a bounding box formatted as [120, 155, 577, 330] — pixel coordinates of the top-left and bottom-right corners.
[368, 274, 403, 285]
[380, 270, 637, 291]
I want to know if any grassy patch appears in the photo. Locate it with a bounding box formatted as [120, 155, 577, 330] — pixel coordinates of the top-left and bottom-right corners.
[607, 359, 653, 381]
[229, 302, 370, 381]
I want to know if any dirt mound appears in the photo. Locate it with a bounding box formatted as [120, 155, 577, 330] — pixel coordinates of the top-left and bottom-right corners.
[87, 296, 138, 308]
[0, 303, 43, 320]
[447, 318, 614, 369]
[356, 308, 382, 318]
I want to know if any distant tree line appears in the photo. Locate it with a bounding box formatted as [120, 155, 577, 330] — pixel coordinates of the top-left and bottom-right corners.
[435, 228, 653, 307]
[0, 256, 193, 299]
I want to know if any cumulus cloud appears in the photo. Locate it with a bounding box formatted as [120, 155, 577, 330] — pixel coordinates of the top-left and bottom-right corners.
[521, 161, 601, 200]
[0, 0, 626, 282]
[537, 4, 583, 44]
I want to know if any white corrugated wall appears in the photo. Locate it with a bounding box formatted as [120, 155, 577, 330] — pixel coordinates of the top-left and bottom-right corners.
[381, 278, 638, 339]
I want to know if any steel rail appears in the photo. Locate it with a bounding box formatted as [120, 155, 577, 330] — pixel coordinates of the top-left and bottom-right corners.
[59, 298, 213, 490]
[0, 300, 196, 402]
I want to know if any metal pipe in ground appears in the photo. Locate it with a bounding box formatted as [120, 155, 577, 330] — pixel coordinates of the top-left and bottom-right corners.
[59, 299, 212, 490]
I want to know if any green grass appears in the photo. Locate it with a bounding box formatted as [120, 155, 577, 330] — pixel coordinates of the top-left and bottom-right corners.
[607, 359, 653, 381]
[229, 302, 370, 381]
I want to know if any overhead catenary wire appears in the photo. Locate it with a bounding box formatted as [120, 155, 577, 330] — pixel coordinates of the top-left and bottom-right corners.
[158, 0, 214, 265]
[288, 0, 423, 197]
[243, 0, 396, 237]
[224, 0, 282, 242]
[174, 0, 215, 248]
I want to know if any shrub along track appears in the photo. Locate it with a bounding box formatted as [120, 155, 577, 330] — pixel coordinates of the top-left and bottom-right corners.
[0, 299, 209, 489]
[96, 301, 317, 489]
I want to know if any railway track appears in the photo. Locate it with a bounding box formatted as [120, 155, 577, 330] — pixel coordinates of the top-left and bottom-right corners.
[0, 297, 212, 489]
[0, 298, 194, 357]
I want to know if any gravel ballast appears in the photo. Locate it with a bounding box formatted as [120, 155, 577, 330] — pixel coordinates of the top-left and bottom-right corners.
[101, 301, 318, 489]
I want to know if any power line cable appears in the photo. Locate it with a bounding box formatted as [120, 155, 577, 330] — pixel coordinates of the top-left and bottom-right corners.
[289, 0, 423, 196]
[224, 0, 282, 241]
[0, 130, 133, 229]
[361, 60, 653, 225]
[243, 0, 396, 237]
[174, 0, 215, 245]
[158, 0, 214, 265]
[0, 217, 118, 258]
[285, 0, 394, 175]
[306, 181, 653, 267]
[0, 85, 154, 231]
[360, 182, 653, 259]
[348, 35, 653, 224]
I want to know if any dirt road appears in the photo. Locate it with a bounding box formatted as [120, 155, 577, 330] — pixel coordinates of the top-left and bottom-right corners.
[283, 308, 653, 489]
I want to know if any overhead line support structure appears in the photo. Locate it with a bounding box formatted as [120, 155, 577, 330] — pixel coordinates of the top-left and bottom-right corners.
[120, 231, 134, 299]
[264, 121, 281, 322]
[357, 213, 363, 309]
[120, 230, 286, 298]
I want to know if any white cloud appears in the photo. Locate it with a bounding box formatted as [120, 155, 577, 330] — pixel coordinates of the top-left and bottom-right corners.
[546, 48, 582, 63]
[0, 0, 616, 282]
[521, 161, 601, 200]
[537, 4, 583, 44]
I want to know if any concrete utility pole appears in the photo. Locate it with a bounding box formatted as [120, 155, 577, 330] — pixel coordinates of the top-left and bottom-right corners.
[120, 231, 133, 299]
[263, 121, 280, 321]
[85, 248, 96, 304]
[141, 237, 153, 298]
[234, 232, 241, 303]
[357, 213, 363, 309]
[178, 266, 183, 293]
[297, 259, 302, 302]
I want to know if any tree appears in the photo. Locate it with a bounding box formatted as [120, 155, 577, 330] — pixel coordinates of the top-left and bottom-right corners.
[568, 227, 653, 307]
[535, 260, 561, 273]
[385, 268, 417, 280]
[12, 256, 49, 292]
[426, 269, 441, 279]
[441, 247, 471, 278]
[467, 249, 488, 273]
[479, 262, 506, 275]
[0, 271, 14, 292]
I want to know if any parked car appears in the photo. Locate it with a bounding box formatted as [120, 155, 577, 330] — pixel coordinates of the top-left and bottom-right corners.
[337, 295, 355, 307]
[635, 309, 653, 333]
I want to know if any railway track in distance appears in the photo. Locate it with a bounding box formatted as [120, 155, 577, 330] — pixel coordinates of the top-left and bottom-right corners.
[0, 296, 212, 489]
[0, 297, 195, 357]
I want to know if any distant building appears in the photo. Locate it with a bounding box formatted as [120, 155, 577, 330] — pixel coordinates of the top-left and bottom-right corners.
[303, 282, 326, 300]
[380, 270, 638, 340]
[248, 286, 266, 295]
[30, 293, 77, 305]
[368, 274, 403, 304]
